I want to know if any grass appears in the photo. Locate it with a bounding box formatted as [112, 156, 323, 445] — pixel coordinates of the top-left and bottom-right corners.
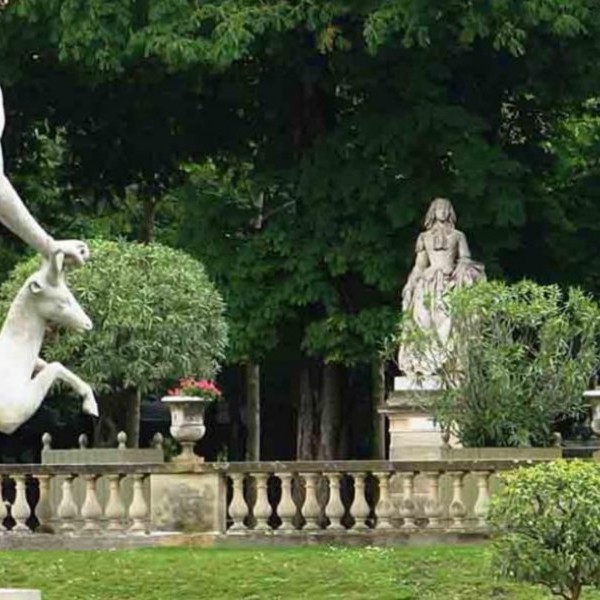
[0, 544, 597, 599]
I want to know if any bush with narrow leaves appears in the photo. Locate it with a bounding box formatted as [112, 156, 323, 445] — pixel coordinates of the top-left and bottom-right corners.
[489, 460, 600, 600]
[428, 280, 600, 447]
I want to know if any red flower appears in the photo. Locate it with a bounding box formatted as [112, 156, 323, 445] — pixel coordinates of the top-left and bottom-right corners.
[169, 377, 222, 400]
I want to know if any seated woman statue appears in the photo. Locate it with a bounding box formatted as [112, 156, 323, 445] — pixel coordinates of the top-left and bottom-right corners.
[398, 197, 485, 377]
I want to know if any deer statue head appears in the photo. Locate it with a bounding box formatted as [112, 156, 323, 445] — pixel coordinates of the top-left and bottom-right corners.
[26, 251, 92, 332]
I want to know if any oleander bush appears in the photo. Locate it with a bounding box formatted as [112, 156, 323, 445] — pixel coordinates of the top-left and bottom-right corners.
[431, 280, 600, 447]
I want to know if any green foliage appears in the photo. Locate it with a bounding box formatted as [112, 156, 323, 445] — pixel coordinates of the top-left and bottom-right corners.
[537, 100, 600, 292]
[489, 460, 600, 600]
[5, 0, 597, 71]
[363, 0, 594, 55]
[175, 161, 293, 361]
[10, 122, 102, 236]
[432, 280, 600, 447]
[0, 239, 227, 394]
[176, 160, 400, 364]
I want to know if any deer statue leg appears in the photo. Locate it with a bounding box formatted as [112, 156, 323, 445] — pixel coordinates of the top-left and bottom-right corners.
[32, 359, 99, 417]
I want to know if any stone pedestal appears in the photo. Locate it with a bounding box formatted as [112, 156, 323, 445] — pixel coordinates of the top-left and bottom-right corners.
[0, 591, 41, 599]
[379, 376, 458, 460]
[151, 470, 226, 533]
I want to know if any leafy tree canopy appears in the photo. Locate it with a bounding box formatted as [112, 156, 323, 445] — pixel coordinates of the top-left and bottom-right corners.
[1, 0, 599, 368]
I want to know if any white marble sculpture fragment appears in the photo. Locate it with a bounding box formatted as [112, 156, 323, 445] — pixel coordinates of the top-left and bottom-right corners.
[0, 84, 95, 432]
[398, 197, 486, 376]
[0, 251, 98, 433]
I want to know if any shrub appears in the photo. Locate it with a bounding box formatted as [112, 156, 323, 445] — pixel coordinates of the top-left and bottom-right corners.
[0, 239, 228, 444]
[431, 280, 600, 447]
[489, 460, 600, 600]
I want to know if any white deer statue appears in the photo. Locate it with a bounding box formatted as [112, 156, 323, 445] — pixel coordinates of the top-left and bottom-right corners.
[0, 250, 98, 434]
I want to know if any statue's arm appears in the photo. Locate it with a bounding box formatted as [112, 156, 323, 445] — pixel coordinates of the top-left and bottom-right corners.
[457, 231, 472, 261]
[0, 174, 54, 256]
[0, 87, 88, 265]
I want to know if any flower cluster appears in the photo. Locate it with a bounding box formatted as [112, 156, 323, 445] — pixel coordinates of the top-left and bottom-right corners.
[168, 378, 222, 401]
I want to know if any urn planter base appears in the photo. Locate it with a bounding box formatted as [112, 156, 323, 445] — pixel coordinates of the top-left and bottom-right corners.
[172, 442, 205, 464]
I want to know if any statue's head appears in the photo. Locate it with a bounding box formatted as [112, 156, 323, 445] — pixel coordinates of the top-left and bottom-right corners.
[25, 251, 93, 333]
[424, 197, 456, 229]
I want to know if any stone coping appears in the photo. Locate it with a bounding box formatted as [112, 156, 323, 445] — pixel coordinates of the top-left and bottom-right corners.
[0, 463, 165, 476]
[210, 458, 554, 473]
[42, 448, 164, 465]
[0, 455, 561, 477]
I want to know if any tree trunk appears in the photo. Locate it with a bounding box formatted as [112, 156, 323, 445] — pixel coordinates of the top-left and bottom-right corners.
[93, 397, 119, 448]
[125, 387, 141, 448]
[93, 388, 140, 448]
[297, 363, 318, 459]
[141, 198, 156, 243]
[245, 362, 260, 461]
[318, 363, 341, 460]
[372, 358, 386, 459]
[228, 367, 243, 461]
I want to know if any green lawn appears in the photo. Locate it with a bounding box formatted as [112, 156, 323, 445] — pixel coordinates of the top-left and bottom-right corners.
[0, 544, 596, 599]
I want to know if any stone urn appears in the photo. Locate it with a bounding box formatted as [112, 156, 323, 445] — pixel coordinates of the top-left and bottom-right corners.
[161, 396, 213, 463]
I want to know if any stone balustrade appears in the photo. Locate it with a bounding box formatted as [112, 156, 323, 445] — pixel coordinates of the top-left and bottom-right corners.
[218, 460, 538, 536]
[0, 465, 153, 535]
[0, 458, 550, 546]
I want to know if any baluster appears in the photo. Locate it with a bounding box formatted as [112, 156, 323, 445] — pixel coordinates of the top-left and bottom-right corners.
[399, 472, 417, 531]
[374, 472, 394, 530]
[448, 471, 467, 530]
[228, 474, 249, 532]
[300, 472, 321, 531]
[41, 433, 52, 452]
[12, 476, 31, 532]
[473, 471, 492, 529]
[57, 476, 78, 532]
[276, 472, 296, 532]
[424, 472, 443, 528]
[36, 475, 54, 533]
[324, 472, 345, 531]
[152, 432, 164, 451]
[105, 474, 126, 532]
[350, 473, 370, 530]
[81, 475, 102, 532]
[128, 474, 149, 533]
[117, 431, 128, 450]
[253, 473, 272, 531]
